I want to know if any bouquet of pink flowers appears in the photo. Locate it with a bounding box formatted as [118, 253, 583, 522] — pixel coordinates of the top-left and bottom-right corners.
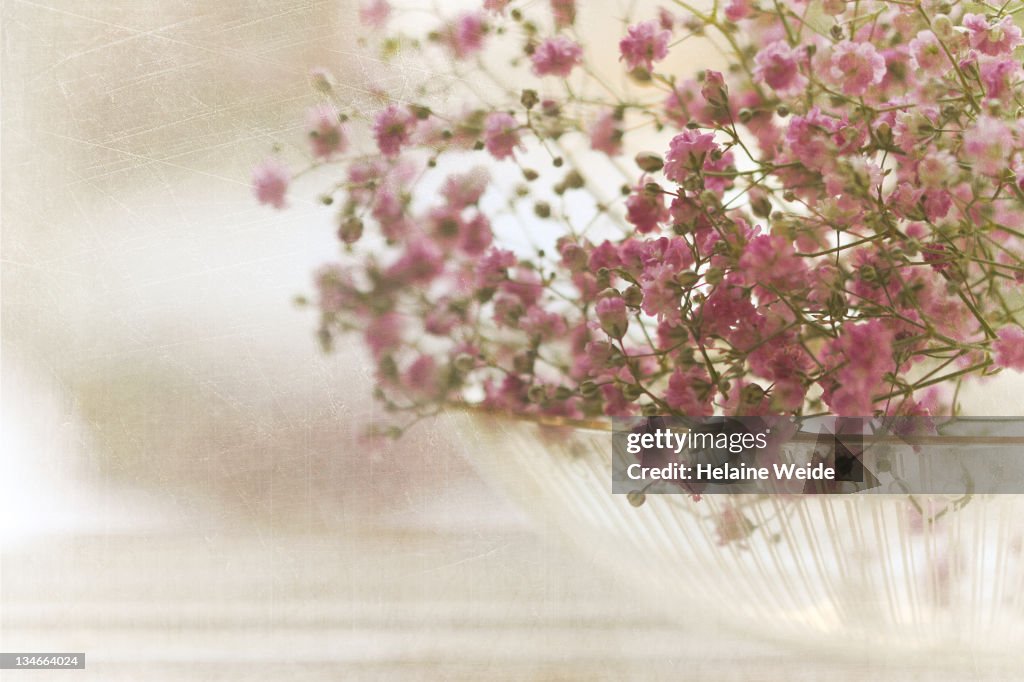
[254, 0, 1024, 433]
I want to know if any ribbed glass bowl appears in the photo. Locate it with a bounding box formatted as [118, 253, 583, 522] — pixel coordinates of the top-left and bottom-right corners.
[440, 408, 1024, 663]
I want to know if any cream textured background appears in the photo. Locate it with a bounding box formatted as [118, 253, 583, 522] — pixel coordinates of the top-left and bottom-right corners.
[1, 1, 1019, 679]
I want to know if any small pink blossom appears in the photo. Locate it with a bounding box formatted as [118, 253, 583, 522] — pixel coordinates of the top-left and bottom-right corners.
[822, 319, 895, 415]
[625, 186, 669, 234]
[665, 365, 714, 416]
[442, 168, 489, 209]
[714, 505, 755, 545]
[531, 36, 583, 77]
[909, 30, 946, 76]
[589, 110, 622, 155]
[963, 115, 1013, 177]
[459, 213, 493, 255]
[252, 158, 289, 209]
[476, 248, 516, 289]
[403, 355, 441, 397]
[993, 327, 1024, 371]
[306, 103, 347, 159]
[483, 0, 511, 14]
[917, 149, 957, 188]
[618, 21, 671, 72]
[359, 0, 391, 29]
[483, 112, 522, 160]
[521, 306, 568, 340]
[980, 58, 1020, 100]
[446, 12, 487, 59]
[724, 0, 752, 22]
[386, 237, 444, 284]
[753, 41, 807, 95]
[373, 104, 416, 158]
[657, 7, 676, 30]
[663, 129, 719, 183]
[550, 0, 575, 28]
[829, 40, 886, 96]
[739, 233, 807, 291]
[365, 312, 403, 359]
[963, 13, 1023, 56]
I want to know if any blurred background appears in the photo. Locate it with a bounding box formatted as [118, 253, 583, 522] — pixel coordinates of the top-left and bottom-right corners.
[1, 1, 1013, 679]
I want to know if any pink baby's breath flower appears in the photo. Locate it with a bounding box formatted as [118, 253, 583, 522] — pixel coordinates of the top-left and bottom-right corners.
[252, 158, 289, 209]
[386, 237, 444, 284]
[550, 0, 576, 28]
[403, 355, 441, 397]
[476, 248, 516, 289]
[739, 233, 807, 291]
[753, 40, 807, 95]
[657, 7, 676, 30]
[373, 104, 416, 158]
[993, 327, 1024, 371]
[306, 103, 347, 159]
[483, 111, 522, 160]
[619, 20, 671, 72]
[483, 0, 511, 15]
[714, 505, 755, 545]
[359, 0, 391, 29]
[531, 36, 583, 77]
[442, 168, 489, 209]
[980, 58, 1020, 100]
[625, 185, 669, 234]
[459, 213, 493, 255]
[365, 312, 404, 359]
[822, 319, 895, 416]
[829, 40, 886, 96]
[962, 115, 1013, 177]
[724, 0, 752, 22]
[963, 13, 1023, 56]
[665, 365, 714, 416]
[446, 12, 487, 59]
[916, 149, 957, 188]
[909, 30, 946, 76]
[589, 110, 622, 155]
[663, 129, 719, 183]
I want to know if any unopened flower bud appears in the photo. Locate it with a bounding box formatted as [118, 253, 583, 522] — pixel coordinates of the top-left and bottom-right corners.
[338, 216, 364, 244]
[635, 152, 664, 172]
[676, 270, 700, 287]
[627, 491, 646, 507]
[527, 384, 547, 403]
[700, 70, 729, 109]
[596, 296, 629, 338]
[580, 380, 601, 398]
[624, 285, 644, 307]
[453, 353, 476, 373]
[520, 89, 539, 109]
[741, 383, 765, 405]
[931, 14, 954, 41]
[560, 242, 588, 272]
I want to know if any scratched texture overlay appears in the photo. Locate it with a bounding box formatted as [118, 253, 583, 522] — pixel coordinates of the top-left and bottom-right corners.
[2, 1, 1023, 680]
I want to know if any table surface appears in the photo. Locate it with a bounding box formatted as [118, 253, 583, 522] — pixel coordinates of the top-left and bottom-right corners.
[1, 473, 1013, 682]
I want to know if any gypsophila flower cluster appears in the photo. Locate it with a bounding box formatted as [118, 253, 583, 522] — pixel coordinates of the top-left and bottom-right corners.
[255, 0, 1024, 433]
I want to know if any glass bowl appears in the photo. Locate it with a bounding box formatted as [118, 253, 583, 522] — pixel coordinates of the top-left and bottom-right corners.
[439, 408, 1024, 665]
